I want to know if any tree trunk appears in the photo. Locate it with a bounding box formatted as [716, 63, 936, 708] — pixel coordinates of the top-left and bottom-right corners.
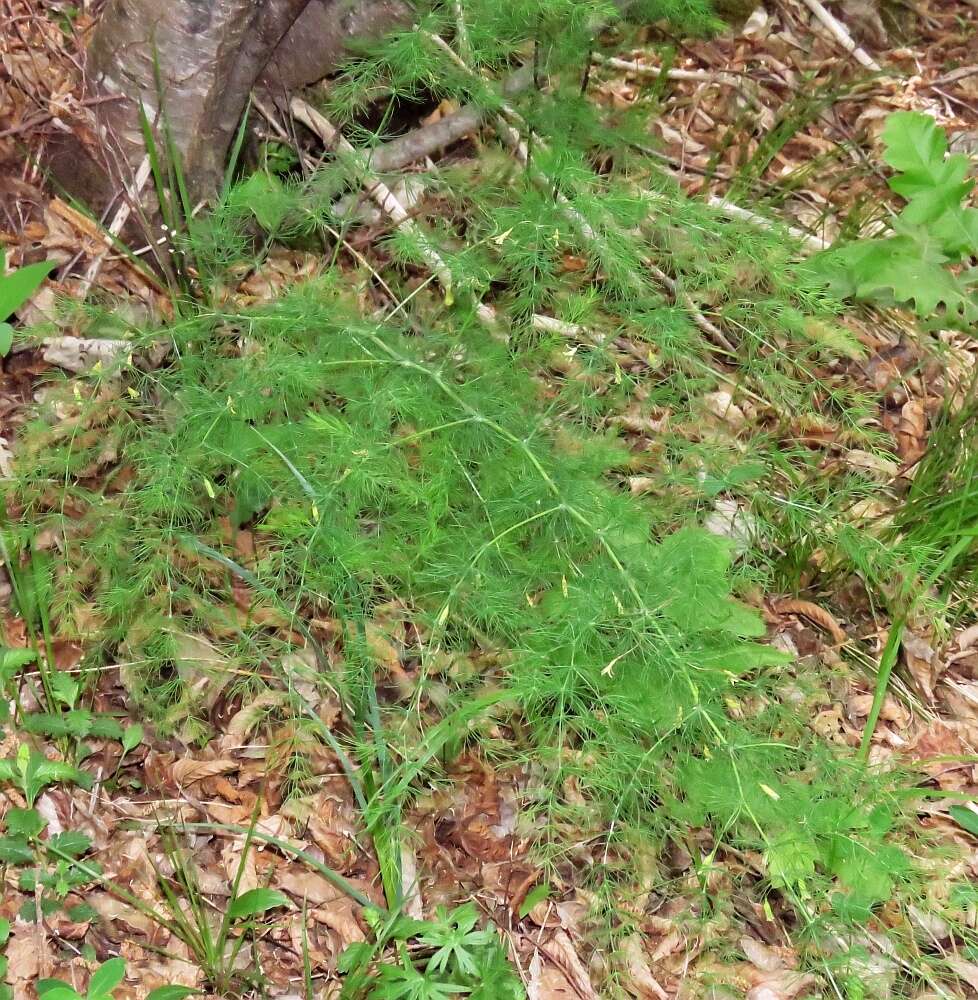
[56, 0, 407, 217]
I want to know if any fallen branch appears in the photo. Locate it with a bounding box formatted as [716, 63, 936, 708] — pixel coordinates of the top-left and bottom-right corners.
[592, 53, 742, 86]
[367, 65, 533, 172]
[799, 0, 881, 72]
[77, 153, 153, 298]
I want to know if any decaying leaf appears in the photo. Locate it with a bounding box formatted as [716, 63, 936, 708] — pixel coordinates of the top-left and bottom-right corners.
[774, 599, 847, 645]
[703, 390, 747, 429]
[620, 934, 669, 999]
[170, 757, 239, 786]
[902, 630, 941, 701]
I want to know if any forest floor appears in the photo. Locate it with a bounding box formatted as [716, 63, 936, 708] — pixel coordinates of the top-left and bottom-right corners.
[2, 1, 978, 999]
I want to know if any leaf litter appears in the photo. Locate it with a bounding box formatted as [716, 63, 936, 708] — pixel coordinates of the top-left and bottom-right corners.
[2, 0, 978, 998]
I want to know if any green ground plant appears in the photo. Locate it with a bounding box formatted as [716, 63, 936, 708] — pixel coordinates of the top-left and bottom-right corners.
[38, 958, 195, 1000]
[816, 111, 978, 326]
[0, 248, 54, 356]
[6, 0, 978, 996]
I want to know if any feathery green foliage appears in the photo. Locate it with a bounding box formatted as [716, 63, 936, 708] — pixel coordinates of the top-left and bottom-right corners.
[6, 1, 977, 995]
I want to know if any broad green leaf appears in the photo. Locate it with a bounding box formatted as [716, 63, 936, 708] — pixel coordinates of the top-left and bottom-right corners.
[950, 804, 978, 838]
[121, 724, 145, 753]
[227, 887, 290, 920]
[23, 751, 94, 806]
[0, 916, 10, 944]
[234, 172, 291, 233]
[89, 716, 125, 741]
[38, 980, 81, 999]
[145, 988, 199, 1000]
[0, 259, 55, 323]
[48, 829, 94, 858]
[87, 957, 126, 999]
[929, 205, 978, 258]
[36, 988, 82, 1000]
[0, 321, 11, 356]
[765, 836, 818, 888]
[337, 942, 373, 975]
[5, 807, 46, 839]
[51, 673, 81, 710]
[0, 646, 36, 676]
[881, 112, 948, 179]
[518, 882, 550, 919]
[0, 835, 34, 864]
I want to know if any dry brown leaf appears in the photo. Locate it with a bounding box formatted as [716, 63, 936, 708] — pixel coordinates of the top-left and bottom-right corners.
[902, 631, 941, 701]
[744, 969, 816, 1000]
[544, 929, 600, 1000]
[275, 869, 349, 905]
[947, 955, 978, 993]
[906, 725, 970, 790]
[400, 844, 425, 920]
[774, 599, 846, 645]
[703, 390, 747, 429]
[741, 937, 786, 973]
[619, 934, 669, 999]
[848, 692, 910, 728]
[312, 896, 367, 951]
[170, 757, 239, 786]
[222, 837, 257, 894]
[845, 449, 899, 480]
[86, 893, 159, 937]
[169, 632, 235, 709]
[225, 690, 287, 740]
[527, 949, 581, 1000]
[896, 399, 926, 465]
[5, 921, 51, 999]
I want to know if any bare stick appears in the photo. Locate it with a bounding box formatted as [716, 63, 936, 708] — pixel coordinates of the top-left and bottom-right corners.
[799, 0, 881, 71]
[77, 153, 153, 299]
[706, 196, 829, 253]
[592, 53, 740, 86]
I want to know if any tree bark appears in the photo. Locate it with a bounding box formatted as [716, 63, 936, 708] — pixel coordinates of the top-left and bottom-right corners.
[57, 0, 408, 217]
[88, 0, 312, 200]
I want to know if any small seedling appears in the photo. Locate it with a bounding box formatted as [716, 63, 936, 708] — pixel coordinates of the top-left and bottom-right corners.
[0, 805, 100, 923]
[38, 957, 196, 1000]
[0, 744, 93, 806]
[816, 112, 978, 327]
[339, 903, 523, 999]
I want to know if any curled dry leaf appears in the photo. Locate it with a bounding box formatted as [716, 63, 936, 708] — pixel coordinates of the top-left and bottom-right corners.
[311, 896, 368, 952]
[741, 937, 786, 973]
[896, 398, 927, 465]
[774, 599, 846, 645]
[223, 836, 258, 894]
[225, 690, 287, 740]
[170, 757, 239, 786]
[704, 498, 758, 556]
[41, 337, 132, 374]
[845, 449, 899, 480]
[275, 869, 349, 906]
[902, 631, 941, 701]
